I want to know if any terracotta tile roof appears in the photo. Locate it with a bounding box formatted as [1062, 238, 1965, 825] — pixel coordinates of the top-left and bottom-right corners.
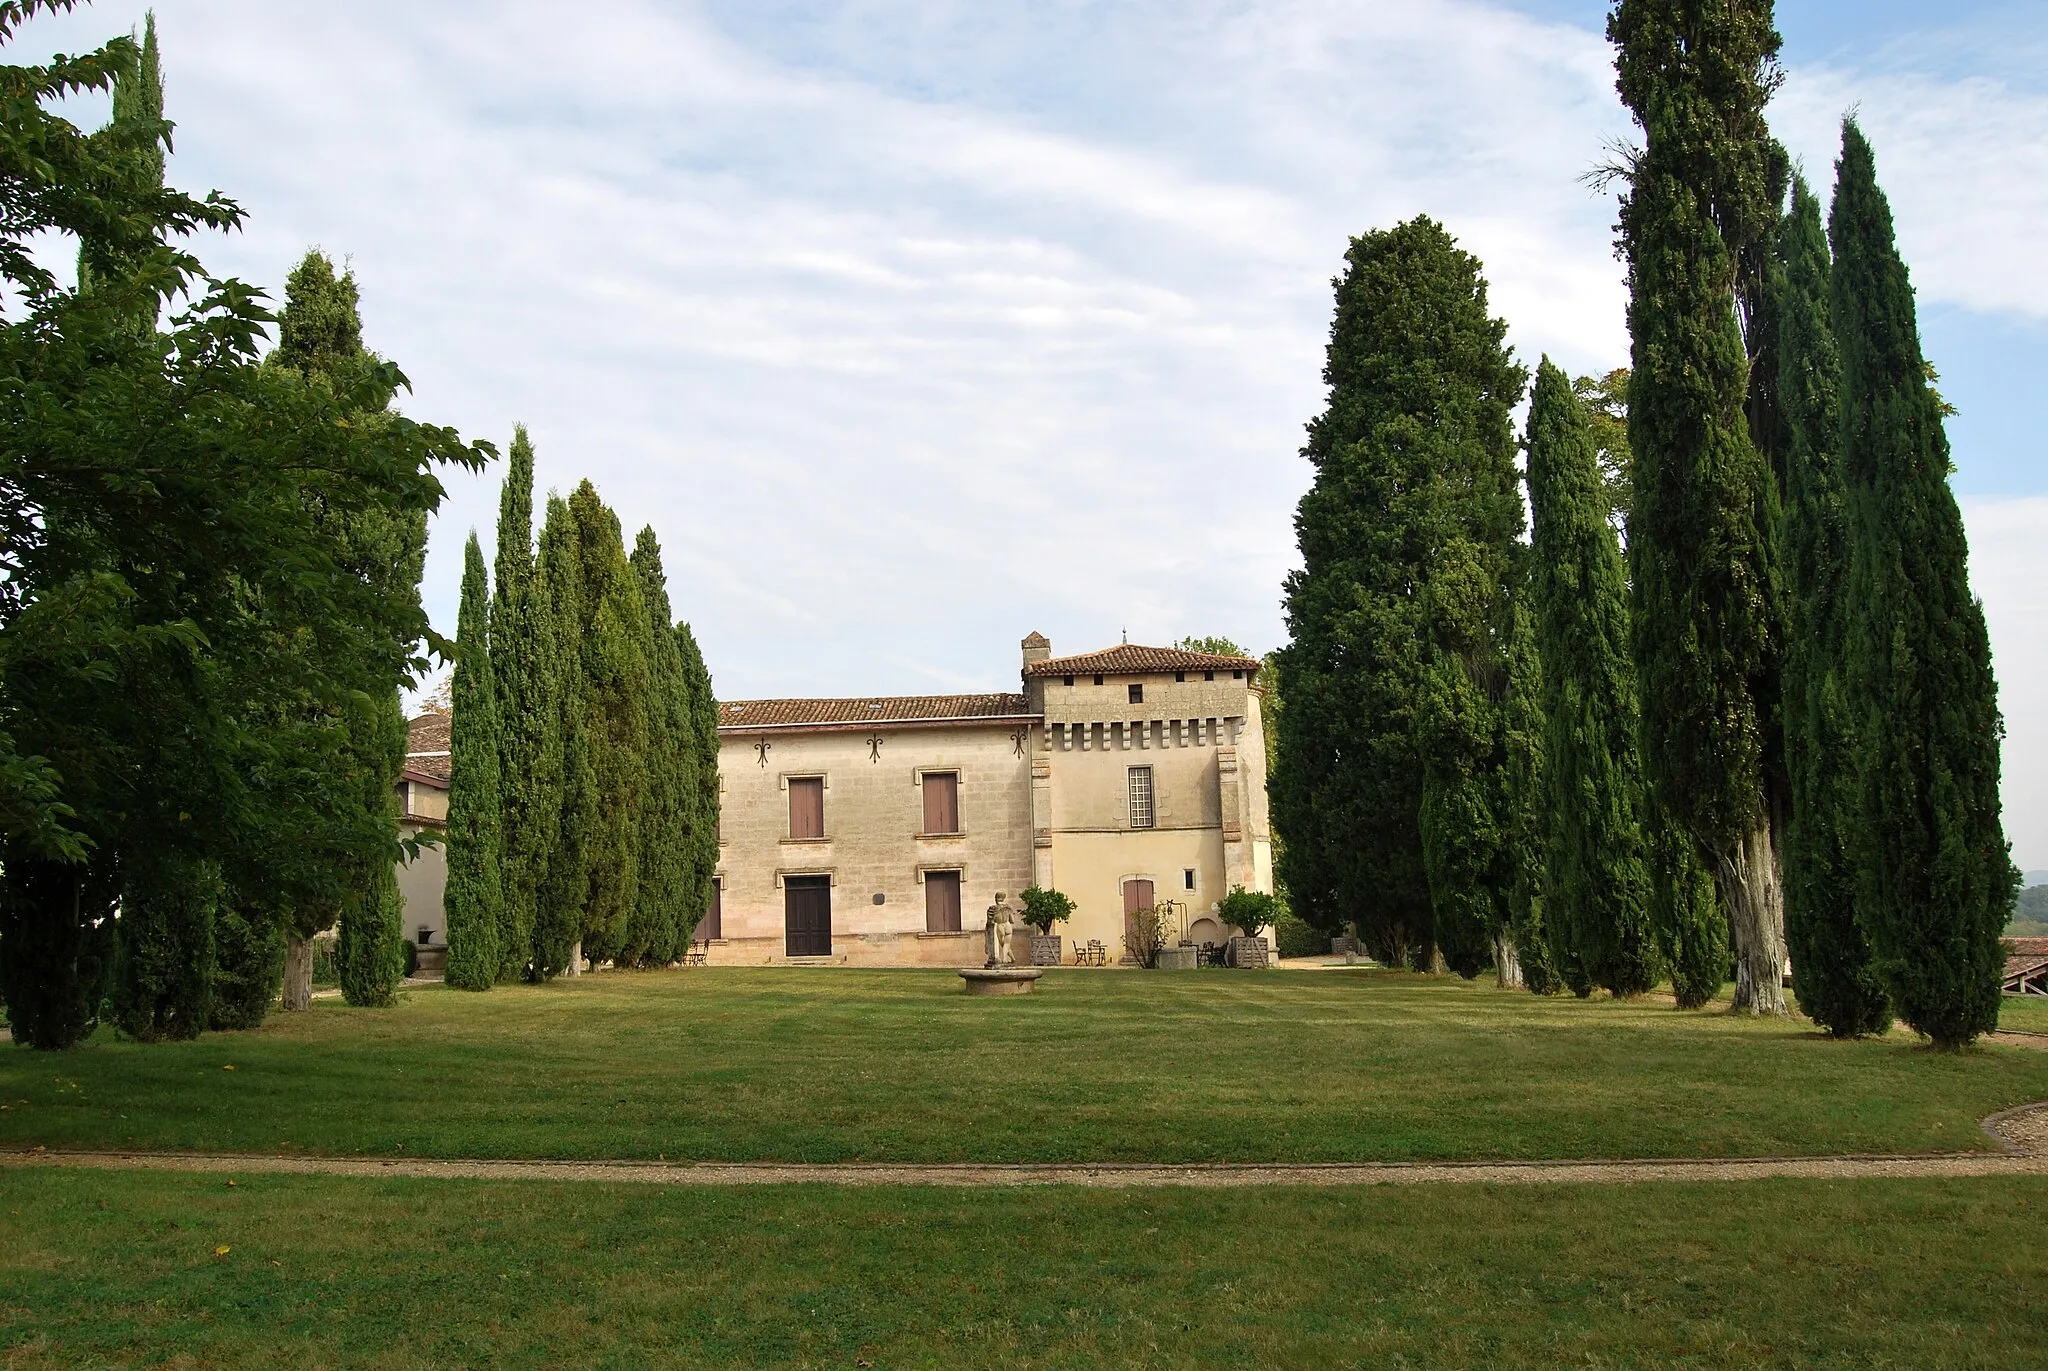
[719, 694, 1032, 730]
[405, 712, 452, 783]
[1022, 643, 1261, 679]
[2006, 937, 2048, 969]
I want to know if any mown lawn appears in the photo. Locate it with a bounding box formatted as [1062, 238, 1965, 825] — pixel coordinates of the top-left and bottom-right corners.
[1995, 994, 2048, 1034]
[3, 968, 2046, 1163]
[2, 1166, 2043, 1369]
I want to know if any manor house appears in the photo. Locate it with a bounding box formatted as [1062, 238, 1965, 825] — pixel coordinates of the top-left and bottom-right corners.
[707, 634, 1276, 965]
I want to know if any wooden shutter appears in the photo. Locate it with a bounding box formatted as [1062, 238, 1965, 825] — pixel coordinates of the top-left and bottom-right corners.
[924, 870, 962, 932]
[1122, 878, 1155, 956]
[788, 777, 825, 839]
[922, 772, 960, 834]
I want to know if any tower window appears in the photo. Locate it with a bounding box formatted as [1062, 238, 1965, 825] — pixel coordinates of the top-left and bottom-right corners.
[1183, 869, 1196, 891]
[1127, 766, 1155, 829]
[1128, 683, 1144, 704]
[1203, 671, 1215, 681]
[1063, 675, 1074, 686]
[1093, 674, 1104, 685]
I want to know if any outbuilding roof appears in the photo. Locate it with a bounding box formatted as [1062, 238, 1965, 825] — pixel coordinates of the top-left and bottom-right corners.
[404, 712, 452, 784]
[718, 694, 1033, 731]
[1021, 643, 1260, 679]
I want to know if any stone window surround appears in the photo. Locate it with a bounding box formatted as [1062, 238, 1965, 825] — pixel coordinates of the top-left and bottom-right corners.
[771, 868, 836, 888]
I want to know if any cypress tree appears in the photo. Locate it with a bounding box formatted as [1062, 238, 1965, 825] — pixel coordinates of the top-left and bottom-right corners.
[1274, 217, 1526, 968]
[112, 853, 220, 1041]
[1501, 591, 1561, 994]
[1647, 784, 1729, 1008]
[1526, 359, 1659, 998]
[0, 863, 118, 1049]
[675, 621, 721, 941]
[566, 481, 651, 965]
[1778, 174, 1890, 1037]
[627, 528, 690, 966]
[444, 533, 505, 990]
[1610, 0, 1790, 1013]
[532, 496, 594, 977]
[1831, 121, 2015, 1048]
[209, 900, 285, 1030]
[490, 427, 561, 981]
[339, 693, 409, 1007]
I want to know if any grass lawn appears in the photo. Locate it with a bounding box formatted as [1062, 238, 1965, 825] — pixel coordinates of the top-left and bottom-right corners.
[5, 969, 2046, 1164]
[1996, 994, 2048, 1034]
[3, 1166, 2045, 1369]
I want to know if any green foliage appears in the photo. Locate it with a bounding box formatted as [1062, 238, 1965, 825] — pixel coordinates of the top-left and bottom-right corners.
[444, 534, 504, 990]
[339, 839, 405, 1007]
[565, 483, 651, 965]
[532, 497, 594, 978]
[1218, 886, 1279, 939]
[1831, 121, 2015, 1049]
[1610, 0, 1788, 1012]
[1572, 368, 1634, 528]
[209, 902, 284, 1031]
[625, 528, 690, 967]
[1526, 359, 1658, 998]
[0, 860, 116, 1050]
[1172, 635, 1247, 656]
[1776, 175, 1890, 1038]
[1500, 595, 1562, 995]
[490, 428, 560, 982]
[674, 623, 721, 943]
[1646, 788, 1728, 1009]
[113, 852, 220, 1042]
[1019, 885, 1075, 933]
[1272, 911, 1322, 959]
[1274, 218, 1525, 970]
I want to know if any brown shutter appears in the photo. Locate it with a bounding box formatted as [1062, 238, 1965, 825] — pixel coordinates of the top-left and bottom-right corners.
[925, 870, 962, 932]
[788, 777, 825, 838]
[922, 772, 960, 834]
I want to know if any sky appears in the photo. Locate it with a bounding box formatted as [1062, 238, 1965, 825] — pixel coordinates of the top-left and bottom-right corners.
[18, 1, 2047, 867]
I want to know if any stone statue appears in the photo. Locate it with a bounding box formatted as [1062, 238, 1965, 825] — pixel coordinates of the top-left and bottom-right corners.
[984, 892, 1016, 968]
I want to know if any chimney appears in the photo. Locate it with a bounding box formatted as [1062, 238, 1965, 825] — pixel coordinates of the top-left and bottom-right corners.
[1021, 631, 1051, 671]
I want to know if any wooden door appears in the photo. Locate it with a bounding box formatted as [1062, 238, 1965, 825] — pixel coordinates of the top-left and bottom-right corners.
[783, 877, 832, 957]
[700, 880, 722, 941]
[1122, 878, 1155, 954]
[924, 870, 962, 932]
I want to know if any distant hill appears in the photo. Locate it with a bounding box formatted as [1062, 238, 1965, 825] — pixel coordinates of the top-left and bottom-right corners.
[2011, 883, 2048, 939]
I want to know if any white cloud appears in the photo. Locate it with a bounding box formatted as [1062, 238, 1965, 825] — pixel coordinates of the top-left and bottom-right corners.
[1964, 496, 2048, 872]
[12, 1, 2043, 826]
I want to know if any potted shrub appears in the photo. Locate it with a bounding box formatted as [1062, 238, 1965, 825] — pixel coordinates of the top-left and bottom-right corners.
[1019, 886, 1074, 966]
[1217, 886, 1279, 968]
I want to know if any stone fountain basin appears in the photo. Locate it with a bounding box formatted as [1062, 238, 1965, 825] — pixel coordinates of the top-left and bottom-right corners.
[959, 967, 1045, 996]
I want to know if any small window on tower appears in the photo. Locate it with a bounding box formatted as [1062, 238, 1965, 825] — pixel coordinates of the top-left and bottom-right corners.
[1174, 671, 1186, 683]
[1183, 869, 1196, 891]
[1062, 675, 1074, 686]
[1203, 671, 1215, 681]
[1128, 683, 1144, 704]
[1093, 674, 1104, 685]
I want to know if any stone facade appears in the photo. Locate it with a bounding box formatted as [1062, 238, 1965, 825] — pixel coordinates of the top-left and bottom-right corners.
[712, 636, 1275, 965]
[393, 714, 451, 951]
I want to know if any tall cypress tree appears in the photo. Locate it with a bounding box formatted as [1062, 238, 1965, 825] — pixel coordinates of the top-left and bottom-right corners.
[1831, 121, 2015, 1049]
[1274, 217, 1526, 969]
[674, 621, 721, 942]
[1501, 590, 1561, 994]
[627, 528, 690, 966]
[444, 533, 504, 990]
[1778, 174, 1890, 1037]
[112, 852, 220, 1040]
[1610, 0, 1789, 1013]
[566, 481, 651, 965]
[532, 495, 594, 977]
[490, 428, 561, 981]
[1527, 359, 1660, 997]
[1646, 773, 1728, 1008]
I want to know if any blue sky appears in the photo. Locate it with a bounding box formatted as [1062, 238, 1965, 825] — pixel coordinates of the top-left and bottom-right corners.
[17, 1, 2046, 863]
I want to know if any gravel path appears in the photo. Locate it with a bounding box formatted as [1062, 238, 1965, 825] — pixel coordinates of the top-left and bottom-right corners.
[6, 1104, 2043, 1189]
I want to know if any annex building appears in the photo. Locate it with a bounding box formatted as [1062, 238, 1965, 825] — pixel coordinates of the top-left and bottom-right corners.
[707, 634, 1276, 965]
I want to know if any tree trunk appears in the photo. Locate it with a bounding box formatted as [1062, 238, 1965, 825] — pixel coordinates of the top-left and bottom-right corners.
[1713, 818, 1787, 1015]
[1494, 930, 1524, 990]
[566, 939, 582, 977]
[1426, 942, 1448, 976]
[281, 933, 313, 1012]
